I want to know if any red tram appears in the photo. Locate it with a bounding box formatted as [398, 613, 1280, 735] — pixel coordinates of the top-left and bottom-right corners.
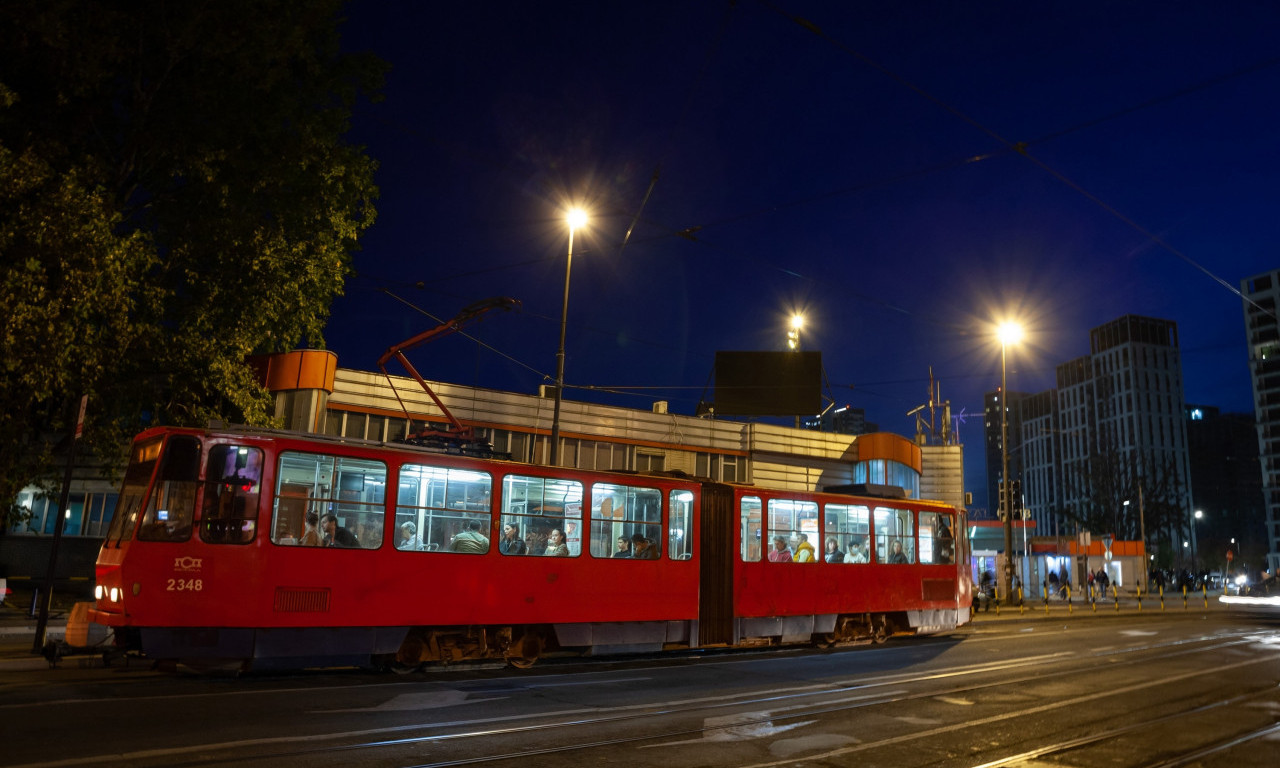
[89, 425, 972, 669]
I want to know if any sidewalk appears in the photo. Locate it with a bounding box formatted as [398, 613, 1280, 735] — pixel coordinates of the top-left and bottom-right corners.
[0, 587, 78, 671]
[967, 588, 1226, 623]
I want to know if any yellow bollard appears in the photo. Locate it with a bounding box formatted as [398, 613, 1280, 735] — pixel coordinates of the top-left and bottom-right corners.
[1113, 584, 1119, 611]
[1019, 587, 1024, 615]
[1182, 584, 1188, 609]
[1160, 584, 1165, 611]
[1137, 584, 1143, 612]
[1067, 585, 1073, 613]
[1044, 586, 1050, 615]
[1202, 584, 1208, 609]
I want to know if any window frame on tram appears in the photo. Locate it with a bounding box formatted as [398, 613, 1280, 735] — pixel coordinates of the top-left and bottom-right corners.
[394, 463, 493, 554]
[500, 473, 584, 556]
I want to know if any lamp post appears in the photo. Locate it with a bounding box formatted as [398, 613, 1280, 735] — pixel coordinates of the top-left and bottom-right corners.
[549, 207, 588, 466]
[1192, 509, 1203, 573]
[997, 321, 1022, 602]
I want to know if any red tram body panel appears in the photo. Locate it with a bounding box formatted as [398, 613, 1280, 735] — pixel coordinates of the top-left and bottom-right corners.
[89, 425, 970, 669]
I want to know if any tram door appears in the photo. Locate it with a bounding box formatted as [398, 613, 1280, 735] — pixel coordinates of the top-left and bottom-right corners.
[697, 482, 734, 646]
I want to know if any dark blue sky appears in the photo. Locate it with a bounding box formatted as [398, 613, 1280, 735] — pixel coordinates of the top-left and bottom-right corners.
[330, 2, 1280, 507]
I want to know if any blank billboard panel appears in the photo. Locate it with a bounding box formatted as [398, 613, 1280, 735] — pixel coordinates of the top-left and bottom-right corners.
[714, 351, 821, 416]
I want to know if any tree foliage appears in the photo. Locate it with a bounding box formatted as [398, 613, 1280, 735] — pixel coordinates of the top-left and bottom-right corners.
[0, 1, 383, 526]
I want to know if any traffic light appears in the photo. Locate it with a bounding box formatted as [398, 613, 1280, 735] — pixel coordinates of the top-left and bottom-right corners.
[1010, 479, 1022, 515]
[997, 479, 1008, 521]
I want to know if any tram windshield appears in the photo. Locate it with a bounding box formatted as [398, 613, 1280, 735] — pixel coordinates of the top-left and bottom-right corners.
[136, 435, 201, 543]
[104, 435, 164, 547]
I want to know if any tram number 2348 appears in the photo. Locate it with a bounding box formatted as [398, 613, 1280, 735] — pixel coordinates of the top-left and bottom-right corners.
[166, 578, 204, 592]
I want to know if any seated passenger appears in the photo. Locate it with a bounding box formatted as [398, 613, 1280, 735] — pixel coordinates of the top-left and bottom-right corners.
[844, 537, 869, 563]
[499, 523, 527, 555]
[299, 511, 323, 546]
[887, 539, 910, 564]
[630, 533, 657, 559]
[397, 521, 423, 551]
[612, 536, 632, 558]
[543, 528, 569, 556]
[450, 519, 489, 553]
[793, 532, 816, 562]
[768, 535, 792, 562]
[824, 537, 844, 563]
[321, 513, 359, 548]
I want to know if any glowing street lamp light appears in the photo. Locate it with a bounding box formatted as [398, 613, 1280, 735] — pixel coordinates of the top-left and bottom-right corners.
[997, 321, 1022, 602]
[787, 314, 804, 350]
[550, 207, 588, 466]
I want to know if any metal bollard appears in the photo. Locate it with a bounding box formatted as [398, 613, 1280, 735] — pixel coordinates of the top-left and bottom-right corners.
[29, 587, 41, 619]
[1018, 587, 1024, 614]
[1044, 586, 1050, 615]
[1113, 585, 1119, 611]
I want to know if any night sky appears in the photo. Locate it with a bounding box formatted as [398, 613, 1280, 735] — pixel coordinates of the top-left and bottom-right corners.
[329, 2, 1280, 507]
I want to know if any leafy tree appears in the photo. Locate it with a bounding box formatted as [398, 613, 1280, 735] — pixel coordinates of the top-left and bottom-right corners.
[0, 1, 383, 527]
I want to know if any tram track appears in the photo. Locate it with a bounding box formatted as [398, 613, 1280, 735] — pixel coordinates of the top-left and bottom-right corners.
[161, 631, 1278, 767]
[8, 628, 1276, 768]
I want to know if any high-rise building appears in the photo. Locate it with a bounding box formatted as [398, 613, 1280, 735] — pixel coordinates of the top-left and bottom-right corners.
[986, 315, 1196, 567]
[982, 388, 1025, 519]
[1185, 405, 1265, 573]
[1241, 271, 1280, 574]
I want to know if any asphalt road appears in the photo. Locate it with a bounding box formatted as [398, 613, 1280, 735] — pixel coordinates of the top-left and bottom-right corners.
[3, 602, 1278, 768]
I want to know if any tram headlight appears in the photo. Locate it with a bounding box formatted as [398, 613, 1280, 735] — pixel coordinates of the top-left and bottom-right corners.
[109, 587, 122, 603]
[94, 585, 104, 600]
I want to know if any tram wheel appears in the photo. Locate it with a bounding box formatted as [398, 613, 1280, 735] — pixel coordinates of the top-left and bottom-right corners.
[505, 630, 542, 669]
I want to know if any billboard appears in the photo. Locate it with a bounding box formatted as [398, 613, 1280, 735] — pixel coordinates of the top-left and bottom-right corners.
[713, 351, 822, 416]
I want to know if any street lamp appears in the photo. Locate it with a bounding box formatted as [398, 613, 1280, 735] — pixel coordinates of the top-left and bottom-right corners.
[1192, 509, 1203, 572]
[997, 321, 1022, 602]
[787, 314, 804, 350]
[549, 207, 588, 466]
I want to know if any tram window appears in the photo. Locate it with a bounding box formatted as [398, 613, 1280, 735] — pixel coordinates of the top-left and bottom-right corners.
[138, 435, 200, 543]
[588, 483, 662, 559]
[106, 436, 164, 546]
[396, 463, 493, 554]
[918, 511, 955, 564]
[273, 452, 387, 549]
[669, 489, 694, 560]
[739, 495, 762, 562]
[199, 445, 264, 545]
[824, 503, 871, 563]
[873, 506, 914, 564]
[767, 498, 819, 563]
[501, 474, 583, 556]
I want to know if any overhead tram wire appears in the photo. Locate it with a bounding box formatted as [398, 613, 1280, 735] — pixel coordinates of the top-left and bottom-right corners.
[760, 0, 1279, 320]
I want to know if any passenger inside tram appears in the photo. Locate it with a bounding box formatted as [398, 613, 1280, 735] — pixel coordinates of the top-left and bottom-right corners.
[499, 522, 527, 555]
[630, 533, 657, 559]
